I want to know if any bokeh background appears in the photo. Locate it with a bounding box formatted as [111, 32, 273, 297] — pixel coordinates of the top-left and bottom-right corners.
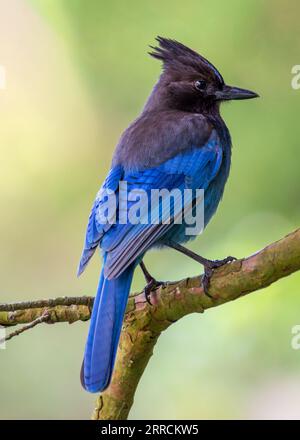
[1, 0, 300, 420]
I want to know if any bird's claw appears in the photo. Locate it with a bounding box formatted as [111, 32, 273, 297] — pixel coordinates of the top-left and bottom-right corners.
[202, 256, 237, 298]
[144, 278, 165, 305]
[211, 255, 237, 267]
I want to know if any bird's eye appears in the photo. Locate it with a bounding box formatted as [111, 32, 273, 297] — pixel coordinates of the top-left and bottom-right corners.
[195, 80, 207, 91]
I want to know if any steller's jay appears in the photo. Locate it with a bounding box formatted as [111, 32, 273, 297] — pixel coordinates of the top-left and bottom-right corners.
[78, 37, 258, 393]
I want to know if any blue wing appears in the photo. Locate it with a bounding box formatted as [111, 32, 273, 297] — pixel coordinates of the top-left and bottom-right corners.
[78, 165, 124, 275]
[78, 130, 223, 278]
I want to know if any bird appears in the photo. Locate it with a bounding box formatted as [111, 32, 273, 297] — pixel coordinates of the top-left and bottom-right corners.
[78, 36, 258, 393]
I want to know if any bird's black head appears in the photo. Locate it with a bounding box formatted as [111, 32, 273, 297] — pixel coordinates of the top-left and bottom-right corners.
[145, 37, 258, 114]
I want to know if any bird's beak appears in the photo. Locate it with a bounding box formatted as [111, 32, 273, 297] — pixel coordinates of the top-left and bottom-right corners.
[215, 85, 259, 101]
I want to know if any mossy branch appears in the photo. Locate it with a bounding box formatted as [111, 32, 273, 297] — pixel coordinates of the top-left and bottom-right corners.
[1, 228, 300, 419]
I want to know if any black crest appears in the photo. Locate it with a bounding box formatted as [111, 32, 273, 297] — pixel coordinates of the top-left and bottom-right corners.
[149, 36, 224, 84]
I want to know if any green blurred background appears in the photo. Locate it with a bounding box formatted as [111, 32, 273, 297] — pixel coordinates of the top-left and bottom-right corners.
[1, 0, 300, 419]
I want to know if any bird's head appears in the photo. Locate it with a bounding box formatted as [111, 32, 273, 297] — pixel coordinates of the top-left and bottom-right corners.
[145, 37, 258, 114]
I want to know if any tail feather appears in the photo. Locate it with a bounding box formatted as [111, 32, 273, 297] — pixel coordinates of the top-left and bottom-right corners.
[81, 263, 134, 393]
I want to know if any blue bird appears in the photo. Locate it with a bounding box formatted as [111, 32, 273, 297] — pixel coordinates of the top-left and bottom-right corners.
[78, 37, 258, 393]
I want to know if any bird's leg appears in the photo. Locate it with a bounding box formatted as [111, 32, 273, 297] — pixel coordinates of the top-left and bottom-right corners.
[140, 261, 164, 305]
[167, 241, 236, 297]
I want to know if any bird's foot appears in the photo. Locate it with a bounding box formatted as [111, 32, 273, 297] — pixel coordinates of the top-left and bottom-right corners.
[140, 261, 165, 304]
[202, 256, 236, 298]
[144, 278, 165, 305]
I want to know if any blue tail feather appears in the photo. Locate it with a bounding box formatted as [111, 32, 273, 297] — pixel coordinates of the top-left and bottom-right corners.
[81, 263, 134, 393]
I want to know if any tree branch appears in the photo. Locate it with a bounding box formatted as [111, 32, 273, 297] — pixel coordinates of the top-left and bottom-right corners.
[1, 228, 300, 419]
[0, 297, 93, 327]
[1, 310, 51, 342]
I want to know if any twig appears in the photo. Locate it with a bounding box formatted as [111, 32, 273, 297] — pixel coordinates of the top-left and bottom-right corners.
[0, 310, 50, 343]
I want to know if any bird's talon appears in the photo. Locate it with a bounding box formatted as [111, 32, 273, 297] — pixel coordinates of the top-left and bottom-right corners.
[202, 255, 236, 298]
[144, 279, 164, 305]
[223, 255, 237, 264]
[202, 267, 214, 298]
[209, 255, 237, 269]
